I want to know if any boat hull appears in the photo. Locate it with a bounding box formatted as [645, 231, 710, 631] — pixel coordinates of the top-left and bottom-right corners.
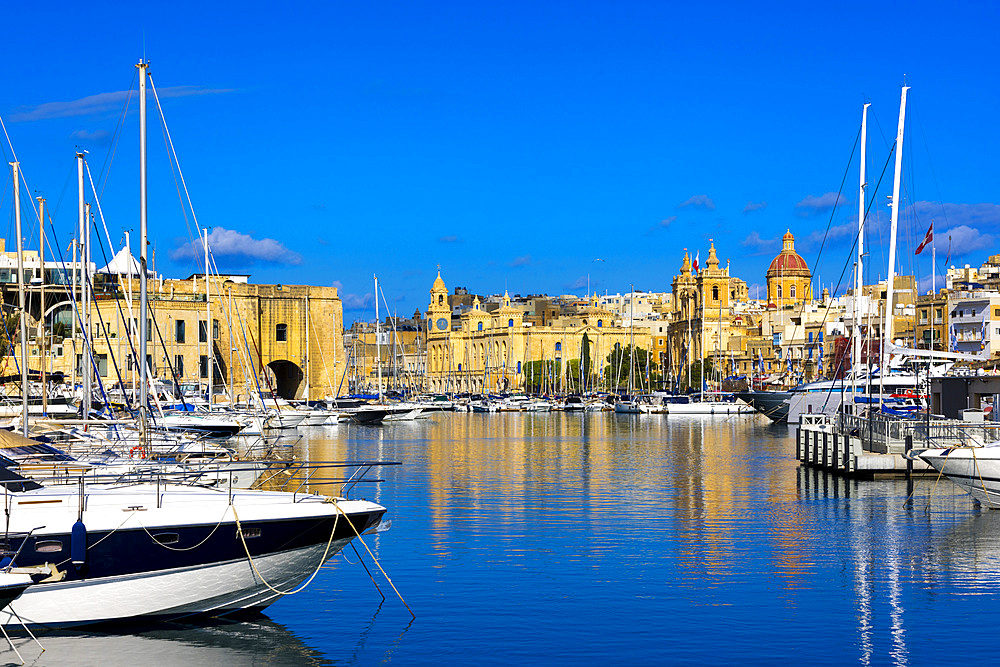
[734, 390, 792, 422]
[917, 447, 1000, 505]
[2, 539, 353, 628]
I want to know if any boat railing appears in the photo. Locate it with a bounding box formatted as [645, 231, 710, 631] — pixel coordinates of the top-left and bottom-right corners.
[834, 412, 1000, 451]
[13, 459, 400, 506]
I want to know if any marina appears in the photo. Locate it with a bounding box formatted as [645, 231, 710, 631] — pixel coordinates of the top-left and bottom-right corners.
[3, 412, 992, 664]
[1, 2, 999, 664]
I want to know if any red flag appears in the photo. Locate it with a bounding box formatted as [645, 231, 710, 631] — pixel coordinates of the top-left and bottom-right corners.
[693, 251, 700, 273]
[916, 222, 933, 255]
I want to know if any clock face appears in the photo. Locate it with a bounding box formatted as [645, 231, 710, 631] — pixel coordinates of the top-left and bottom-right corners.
[437, 318, 449, 331]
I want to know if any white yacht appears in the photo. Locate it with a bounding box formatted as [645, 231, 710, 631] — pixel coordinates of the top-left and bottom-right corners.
[0, 457, 388, 628]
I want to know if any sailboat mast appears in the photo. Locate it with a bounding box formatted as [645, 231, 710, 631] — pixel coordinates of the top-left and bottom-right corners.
[881, 85, 909, 406]
[374, 274, 382, 400]
[38, 196, 47, 417]
[11, 162, 28, 436]
[82, 202, 92, 419]
[138, 59, 150, 433]
[205, 227, 212, 405]
[854, 103, 869, 380]
[304, 294, 310, 402]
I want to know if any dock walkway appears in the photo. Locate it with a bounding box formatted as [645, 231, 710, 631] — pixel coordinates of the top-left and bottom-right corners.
[796, 413, 1000, 478]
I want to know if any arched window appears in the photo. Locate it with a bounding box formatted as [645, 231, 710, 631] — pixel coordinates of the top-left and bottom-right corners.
[555, 342, 562, 352]
[508, 319, 514, 328]
[597, 320, 603, 328]
[712, 285, 719, 301]
[478, 322, 483, 331]
[458, 363, 462, 371]
[790, 285, 797, 299]
[517, 361, 522, 374]
[777, 285, 783, 299]
[438, 294, 444, 305]
[275, 323, 287, 341]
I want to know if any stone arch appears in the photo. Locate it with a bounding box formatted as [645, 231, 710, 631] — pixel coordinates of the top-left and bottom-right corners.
[265, 359, 304, 399]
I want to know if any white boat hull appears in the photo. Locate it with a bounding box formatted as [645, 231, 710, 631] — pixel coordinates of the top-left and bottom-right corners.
[2, 539, 351, 628]
[917, 447, 1000, 505]
[667, 401, 753, 415]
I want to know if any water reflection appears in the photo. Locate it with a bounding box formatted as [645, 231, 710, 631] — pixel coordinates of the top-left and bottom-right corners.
[235, 413, 1000, 664]
[7, 617, 330, 666]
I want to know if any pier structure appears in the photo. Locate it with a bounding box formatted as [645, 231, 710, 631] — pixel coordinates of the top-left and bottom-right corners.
[796, 411, 1000, 477]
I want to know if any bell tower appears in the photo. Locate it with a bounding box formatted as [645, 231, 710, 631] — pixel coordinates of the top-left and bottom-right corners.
[427, 268, 450, 337]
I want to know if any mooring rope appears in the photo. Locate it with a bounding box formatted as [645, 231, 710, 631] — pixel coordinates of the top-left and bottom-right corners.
[231, 502, 339, 596]
[331, 499, 414, 618]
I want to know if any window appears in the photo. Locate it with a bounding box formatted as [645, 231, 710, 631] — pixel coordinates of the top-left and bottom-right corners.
[200, 355, 209, 378]
[174, 355, 184, 377]
[96, 354, 108, 377]
[597, 320, 603, 328]
[777, 285, 783, 299]
[555, 342, 562, 352]
[477, 322, 483, 332]
[199, 320, 208, 343]
[508, 319, 514, 328]
[458, 363, 462, 371]
[808, 332, 813, 343]
[276, 323, 287, 341]
[517, 361, 521, 374]
[213, 319, 220, 340]
[712, 285, 719, 300]
[790, 285, 796, 299]
[175, 320, 186, 343]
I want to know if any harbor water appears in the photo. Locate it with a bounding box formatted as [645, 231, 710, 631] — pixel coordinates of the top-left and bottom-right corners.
[16, 412, 1000, 665]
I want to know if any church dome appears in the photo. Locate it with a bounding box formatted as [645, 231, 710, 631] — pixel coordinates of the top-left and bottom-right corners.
[766, 230, 810, 277]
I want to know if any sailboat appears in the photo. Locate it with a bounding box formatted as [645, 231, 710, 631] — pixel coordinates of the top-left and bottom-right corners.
[614, 289, 641, 413]
[0, 61, 394, 627]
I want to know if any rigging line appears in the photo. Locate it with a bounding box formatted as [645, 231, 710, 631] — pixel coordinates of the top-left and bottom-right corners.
[95, 69, 137, 199]
[148, 75, 206, 255]
[146, 298, 191, 413]
[791, 122, 861, 359]
[87, 215, 132, 415]
[818, 145, 898, 412]
[155, 100, 196, 258]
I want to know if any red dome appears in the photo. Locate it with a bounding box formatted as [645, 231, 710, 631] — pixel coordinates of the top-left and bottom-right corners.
[766, 230, 811, 277]
[768, 253, 809, 273]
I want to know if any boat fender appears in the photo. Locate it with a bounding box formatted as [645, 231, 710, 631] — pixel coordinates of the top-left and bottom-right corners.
[71, 519, 87, 566]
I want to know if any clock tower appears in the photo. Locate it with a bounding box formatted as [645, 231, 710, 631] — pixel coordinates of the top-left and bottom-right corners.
[427, 269, 451, 338]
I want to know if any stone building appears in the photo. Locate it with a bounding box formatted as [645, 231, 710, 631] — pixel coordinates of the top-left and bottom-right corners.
[666, 241, 749, 387]
[1, 242, 345, 402]
[423, 272, 638, 393]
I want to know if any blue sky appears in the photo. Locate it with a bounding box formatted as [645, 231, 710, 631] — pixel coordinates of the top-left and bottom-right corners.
[2, 1, 999, 322]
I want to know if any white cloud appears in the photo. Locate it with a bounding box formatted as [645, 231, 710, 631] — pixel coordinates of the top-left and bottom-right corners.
[678, 195, 715, 211]
[795, 192, 849, 216]
[939, 224, 995, 254]
[170, 227, 302, 265]
[509, 255, 531, 267]
[70, 129, 111, 145]
[743, 201, 767, 214]
[342, 292, 374, 310]
[740, 231, 778, 254]
[10, 85, 234, 122]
